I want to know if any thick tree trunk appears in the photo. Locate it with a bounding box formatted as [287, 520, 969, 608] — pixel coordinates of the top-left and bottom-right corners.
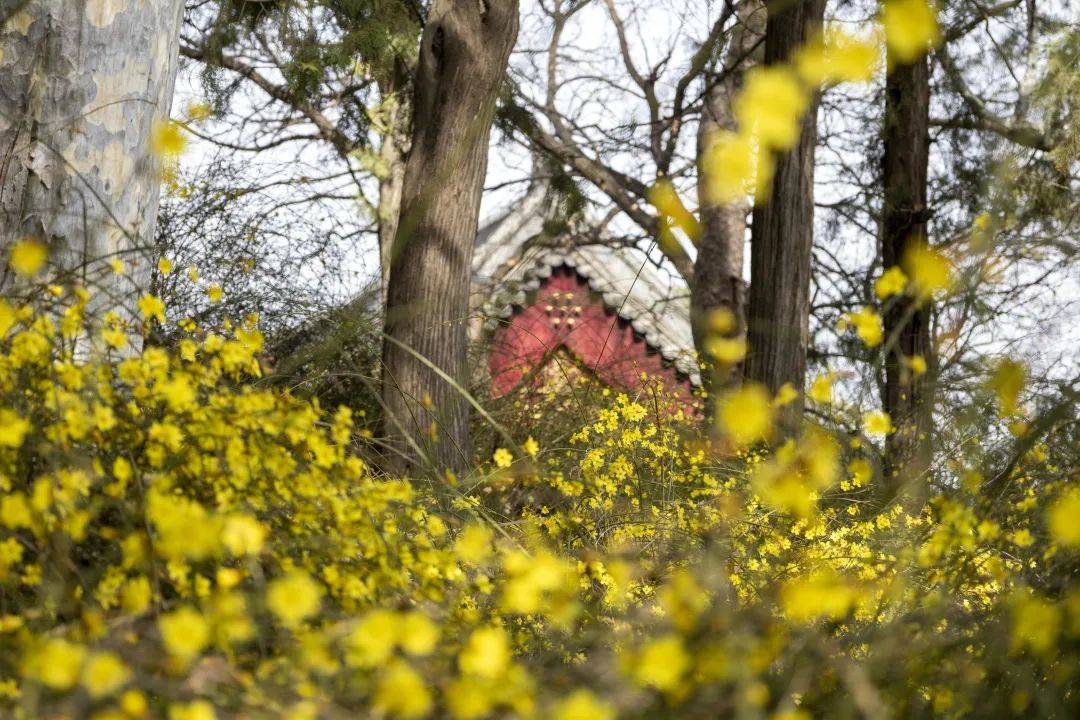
[692, 0, 765, 393]
[881, 52, 933, 495]
[381, 0, 519, 474]
[0, 0, 185, 305]
[376, 60, 413, 305]
[744, 0, 825, 418]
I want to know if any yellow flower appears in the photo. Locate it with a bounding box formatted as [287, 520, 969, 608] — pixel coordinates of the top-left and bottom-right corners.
[706, 335, 747, 364]
[773, 382, 799, 407]
[120, 689, 148, 717]
[399, 611, 440, 656]
[551, 689, 615, 720]
[138, 294, 166, 324]
[159, 606, 210, 662]
[863, 410, 893, 437]
[0, 409, 31, 448]
[796, 27, 880, 85]
[493, 448, 513, 468]
[905, 354, 928, 376]
[1048, 490, 1080, 547]
[266, 571, 322, 628]
[648, 179, 701, 241]
[633, 634, 689, 691]
[372, 660, 432, 719]
[780, 570, 859, 623]
[702, 130, 776, 203]
[0, 299, 16, 337]
[882, 0, 940, 64]
[121, 577, 152, 614]
[207, 284, 224, 304]
[847, 306, 883, 348]
[808, 373, 833, 404]
[346, 609, 398, 667]
[1, 493, 32, 528]
[718, 383, 774, 446]
[523, 436, 540, 457]
[158, 257, 174, 275]
[736, 67, 809, 151]
[455, 524, 494, 565]
[874, 265, 908, 299]
[459, 626, 510, 679]
[186, 101, 212, 121]
[169, 700, 216, 720]
[9, 239, 48, 277]
[109, 258, 126, 275]
[902, 243, 952, 298]
[81, 651, 131, 697]
[187, 265, 200, 282]
[988, 359, 1025, 416]
[221, 515, 265, 556]
[151, 119, 187, 158]
[22, 638, 86, 689]
[1010, 593, 1060, 654]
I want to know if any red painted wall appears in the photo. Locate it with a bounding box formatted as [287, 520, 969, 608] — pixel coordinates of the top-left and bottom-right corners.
[488, 266, 696, 405]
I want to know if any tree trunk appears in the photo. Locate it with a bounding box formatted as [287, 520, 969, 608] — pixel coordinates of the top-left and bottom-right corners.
[381, 0, 519, 474]
[881, 51, 933, 496]
[692, 0, 765, 393]
[744, 0, 825, 419]
[0, 0, 185, 305]
[376, 59, 413, 305]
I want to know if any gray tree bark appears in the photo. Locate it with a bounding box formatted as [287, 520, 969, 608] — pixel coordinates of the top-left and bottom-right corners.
[381, 0, 519, 474]
[744, 0, 825, 419]
[0, 0, 185, 305]
[692, 0, 765, 392]
[881, 50, 933, 496]
[375, 59, 413, 306]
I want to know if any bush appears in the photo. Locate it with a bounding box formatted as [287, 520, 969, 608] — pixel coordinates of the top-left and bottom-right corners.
[0, 285, 1076, 719]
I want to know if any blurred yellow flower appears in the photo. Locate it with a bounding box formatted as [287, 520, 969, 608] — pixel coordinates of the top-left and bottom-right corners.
[551, 689, 615, 720]
[988, 359, 1025, 416]
[151, 119, 187, 158]
[846, 306, 883, 347]
[373, 660, 432, 719]
[9, 239, 47, 277]
[1047, 490, 1080, 547]
[0, 409, 31, 448]
[81, 651, 131, 698]
[874, 265, 908, 299]
[796, 27, 880, 85]
[159, 606, 210, 662]
[493, 448, 513, 468]
[718, 383, 774, 446]
[266, 571, 323, 628]
[459, 626, 510, 679]
[633, 634, 689, 691]
[902, 243, 952, 298]
[809, 373, 833, 404]
[863, 410, 893, 437]
[736, 67, 809, 150]
[138, 294, 166, 324]
[882, 0, 940, 64]
[21, 638, 86, 690]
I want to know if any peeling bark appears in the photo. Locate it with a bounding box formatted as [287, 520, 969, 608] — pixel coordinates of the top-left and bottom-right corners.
[381, 0, 519, 473]
[0, 0, 184, 306]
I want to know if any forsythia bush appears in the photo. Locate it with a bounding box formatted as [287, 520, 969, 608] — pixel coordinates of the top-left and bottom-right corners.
[0, 281, 1076, 719]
